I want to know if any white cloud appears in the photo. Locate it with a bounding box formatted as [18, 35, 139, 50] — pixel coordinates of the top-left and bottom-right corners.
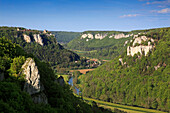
[120, 14, 139, 18]
[146, 0, 170, 7]
[151, 8, 170, 13]
[158, 8, 170, 13]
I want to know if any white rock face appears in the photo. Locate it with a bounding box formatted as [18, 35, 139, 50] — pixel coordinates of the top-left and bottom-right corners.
[127, 35, 155, 56]
[124, 40, 128, 46]
[133, 35, 138, 38]
[154, 63, 160, 70]
[22, 58, 41, 95]
[81, 33, 133, 40]
[95, 33, 107, 39]
[21, 58, 47, 104]
[114, 33, 132, 39]
[109, 34, 114, 38]
[127, 36, 155, 56]
[23, 34, 31, 43]
[81, 33, 107, 40]
[33, 34, 43, 46]
[132, 36, 148, 46]
[119, 58, 123, 65]
[81, 33, 94, 39]
[127, 45, 153, 56]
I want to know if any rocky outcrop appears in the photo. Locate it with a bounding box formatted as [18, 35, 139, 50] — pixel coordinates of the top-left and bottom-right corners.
[127, 45, 153, 56]
[114, 33, 132, 39]
[81, 33, 107, 40]
[81, 33, 133, 40]
[109, 33, 133, 39]
[81, 33, 94, 39]
[119, 58, 126, 66]
[94, 33, 107, 39]
[21, 58, 48, 104]
[23, 34, 31, 43]
[124, 40, 128, 46]
[33, 34, 43, 46]
[127, 36, 154, 56]
[23, 34, 44, 46]
[154, 63, 161, 70]
[132, 36, 148, 46]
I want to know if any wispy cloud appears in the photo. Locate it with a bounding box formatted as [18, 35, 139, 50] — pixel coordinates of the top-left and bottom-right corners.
[145, 0, 170, 7]
[151, 8, 170, 13]
[120, 14, 140, 18]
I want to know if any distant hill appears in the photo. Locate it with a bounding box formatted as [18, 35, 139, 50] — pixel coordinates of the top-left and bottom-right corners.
[78, 27, 170, 112]
[0, 36, 114, 113]
[51, 31, 81, 44]
[0, 27, 86, 73]
[66, 30, 137, 60]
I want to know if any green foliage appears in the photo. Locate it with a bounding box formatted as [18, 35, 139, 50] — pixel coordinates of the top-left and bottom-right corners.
[66, 31, 132, 60]
[0, 36, 113, 113]
[8, 56, 26, 77]
[0, 27, 88, 74]
[79, 27, 170, 112]
[51, 31, 81, 44]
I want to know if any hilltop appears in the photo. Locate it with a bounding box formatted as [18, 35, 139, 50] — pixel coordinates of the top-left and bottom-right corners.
[66, 30, 142, 60]
[0, 27, 89, 74]
[76, 27, 170, 112]
[0, 32, 115, 113]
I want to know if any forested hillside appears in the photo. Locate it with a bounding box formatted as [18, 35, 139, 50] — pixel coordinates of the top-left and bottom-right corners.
[0, 27, 87, 73]
[79, 27, 170, 112]
[66, 31, 134, 60]
[0, 36, 116, 113]
[51, 31, 81, 44]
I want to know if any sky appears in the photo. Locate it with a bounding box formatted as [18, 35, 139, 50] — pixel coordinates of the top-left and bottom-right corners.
[0, 0, 170, 31]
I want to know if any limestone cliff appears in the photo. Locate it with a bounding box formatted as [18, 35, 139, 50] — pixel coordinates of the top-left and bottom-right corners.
[81, 33, 107, 40]
[22, 34, 44, 46]
[23, 34, 31, 43]
[81, 33, 132, 40]
[33, 34, 44, 46]
[94, 33, 107, 39]
[114, 33, 133, 39]
[21, 58, 48, 104]
[127, 36, 154, 56]
[81, 33, 94, 39]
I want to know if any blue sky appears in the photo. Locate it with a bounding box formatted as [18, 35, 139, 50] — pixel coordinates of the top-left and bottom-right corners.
[0, 0, 170, 31]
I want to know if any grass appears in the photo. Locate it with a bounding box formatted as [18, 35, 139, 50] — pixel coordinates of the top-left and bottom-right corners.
[73, 50, 97, 53]
[70, 69, 95, 74]
[82, 96, 167, 113]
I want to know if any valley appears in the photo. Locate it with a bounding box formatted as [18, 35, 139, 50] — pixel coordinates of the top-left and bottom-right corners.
[0, 26, 169, 113]
[1, 0, 170, 113]
[58, 27, 170, 113]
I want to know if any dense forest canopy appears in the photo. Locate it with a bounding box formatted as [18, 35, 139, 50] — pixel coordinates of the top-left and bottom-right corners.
[0, 35, 115, 113]
[0, 27, 89, 74]
[77, 27, 170, 112]
[66, 31, 133, 60]
[51, 31, 81, 44]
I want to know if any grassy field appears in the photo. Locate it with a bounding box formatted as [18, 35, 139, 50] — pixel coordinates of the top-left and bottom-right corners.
[82, 97, 167, 113]
[70, 69, 95, 74]
[73, 50, 97, 54]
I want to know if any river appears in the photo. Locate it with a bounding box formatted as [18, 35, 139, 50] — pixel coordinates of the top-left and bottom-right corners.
[68, 77, 80, 95]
